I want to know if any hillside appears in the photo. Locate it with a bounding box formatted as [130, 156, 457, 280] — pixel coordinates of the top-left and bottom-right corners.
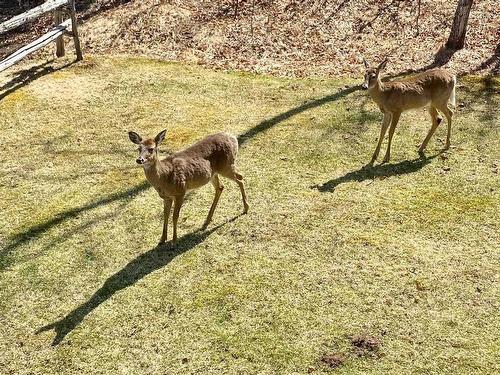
[1, 0, 499, 77]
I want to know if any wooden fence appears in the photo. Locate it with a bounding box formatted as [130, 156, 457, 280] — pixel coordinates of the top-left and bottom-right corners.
[0, 0, 82, 73]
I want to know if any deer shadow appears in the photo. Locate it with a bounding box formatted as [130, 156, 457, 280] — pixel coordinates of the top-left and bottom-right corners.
[35, 216, 239, 346]
[312, 152, 441, 193]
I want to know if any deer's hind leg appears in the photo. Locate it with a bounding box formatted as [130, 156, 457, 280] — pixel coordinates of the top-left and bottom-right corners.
[172, 194, 185, 246]
[203, 174, 224, 229]
[436, 103, 453, 149]
[221, 166, 249, 214]
[419, 106, 441, 153]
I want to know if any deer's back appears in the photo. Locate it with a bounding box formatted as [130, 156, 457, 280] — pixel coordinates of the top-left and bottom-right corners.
[175, 132, 238, 165]
[382, 68, 455, 110]
[164, 132, 239, 191]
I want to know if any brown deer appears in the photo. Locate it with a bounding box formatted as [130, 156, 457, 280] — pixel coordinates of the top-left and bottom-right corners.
[128, 130, 249, 246]
[362, 58, 456, 165]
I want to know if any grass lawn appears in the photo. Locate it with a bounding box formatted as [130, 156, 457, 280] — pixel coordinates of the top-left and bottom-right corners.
[0, 56, 498, 374]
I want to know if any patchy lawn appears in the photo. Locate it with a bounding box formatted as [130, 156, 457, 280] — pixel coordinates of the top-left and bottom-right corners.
[0, 56, 498, 374]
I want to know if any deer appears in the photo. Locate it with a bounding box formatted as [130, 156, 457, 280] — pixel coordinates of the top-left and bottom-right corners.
[362, 58, 457, 165]
[128, 129, 249, 247]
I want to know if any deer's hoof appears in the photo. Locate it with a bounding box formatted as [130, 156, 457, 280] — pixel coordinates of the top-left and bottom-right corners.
[243, 204, 249, 214]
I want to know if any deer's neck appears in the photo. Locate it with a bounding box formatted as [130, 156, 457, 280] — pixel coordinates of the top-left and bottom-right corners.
[368, 78, 387, 108]
[143, 156, 172, 189]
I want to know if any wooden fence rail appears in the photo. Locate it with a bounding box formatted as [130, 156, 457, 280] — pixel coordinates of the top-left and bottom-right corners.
[0, 0, 82, 74]
[0, 0, 68, 34]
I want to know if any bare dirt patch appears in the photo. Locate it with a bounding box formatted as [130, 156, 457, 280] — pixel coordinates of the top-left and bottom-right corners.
[350, 333, 382, 357]
[320, 352, 346, 368]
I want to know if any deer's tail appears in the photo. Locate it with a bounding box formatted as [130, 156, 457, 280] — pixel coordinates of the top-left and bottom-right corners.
[449, 75, 457, 107]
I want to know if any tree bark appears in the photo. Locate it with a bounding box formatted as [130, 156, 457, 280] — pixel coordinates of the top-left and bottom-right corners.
[446, 0, 474, 50]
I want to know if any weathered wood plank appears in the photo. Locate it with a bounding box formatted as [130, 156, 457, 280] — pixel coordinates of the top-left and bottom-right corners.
[54, 10, 65, 57]
[0, 0, 68, 35]
[0, 19, 71, 73]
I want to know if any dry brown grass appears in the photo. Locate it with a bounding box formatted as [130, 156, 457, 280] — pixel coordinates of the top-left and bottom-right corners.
[2, 1, 499, 77]
[78, 0, 499, 77]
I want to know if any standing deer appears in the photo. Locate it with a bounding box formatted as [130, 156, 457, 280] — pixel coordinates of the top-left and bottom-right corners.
[362, 58, 456, 164]
[128, 130, 249, 246]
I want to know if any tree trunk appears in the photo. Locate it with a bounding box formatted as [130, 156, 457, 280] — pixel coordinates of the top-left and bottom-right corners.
[446, 0, 474, 50]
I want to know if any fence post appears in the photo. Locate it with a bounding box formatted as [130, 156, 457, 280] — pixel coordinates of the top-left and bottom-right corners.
[53, 9, 65, 57]
[68, 0, 82, 61]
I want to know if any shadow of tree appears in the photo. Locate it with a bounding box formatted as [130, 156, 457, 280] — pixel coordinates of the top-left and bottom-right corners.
[385, 46, 460, 80]
[426, 45, 457, 70]
[238, 85, 361, 145]
[0, 181, 150, 270]
[344, 92, 375, 131]
[0, 74, 422, 270]
[1, 60, 51, 91]
[458, 74, 499, 130]
[0, 59, 76, 101]
[36, 217, 237, 346]
[28, 166, 137, 182]
[472, 42, 500, 75]
[311, 153, 441, 193]
[78, 0, 134, 22]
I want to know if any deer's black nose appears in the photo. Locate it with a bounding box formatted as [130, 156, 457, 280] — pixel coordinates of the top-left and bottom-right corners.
[136, 158, 144, 164]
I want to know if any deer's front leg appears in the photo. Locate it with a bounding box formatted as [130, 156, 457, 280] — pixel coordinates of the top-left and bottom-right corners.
[172, 194, 185, 246]
[369, 112, 391, 165]
[382, 111, 401, 163]
[159, 197, 172, 246]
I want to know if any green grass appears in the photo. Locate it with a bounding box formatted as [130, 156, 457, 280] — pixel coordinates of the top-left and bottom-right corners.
[0, 56, 499, 374]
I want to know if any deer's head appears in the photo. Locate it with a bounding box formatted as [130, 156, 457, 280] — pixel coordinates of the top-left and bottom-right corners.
[128, 129, 167, 166]
[362, 58, 388, 90]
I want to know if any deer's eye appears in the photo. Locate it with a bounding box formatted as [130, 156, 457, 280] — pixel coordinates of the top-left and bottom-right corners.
[148, 148, 154, 153]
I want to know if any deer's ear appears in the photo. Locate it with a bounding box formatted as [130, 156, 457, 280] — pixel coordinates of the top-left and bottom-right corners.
[363, 57, 369, 68]
[155, 129, 167, 145]
[128, 131, 142, 144]
[377, 58, 388, 72]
